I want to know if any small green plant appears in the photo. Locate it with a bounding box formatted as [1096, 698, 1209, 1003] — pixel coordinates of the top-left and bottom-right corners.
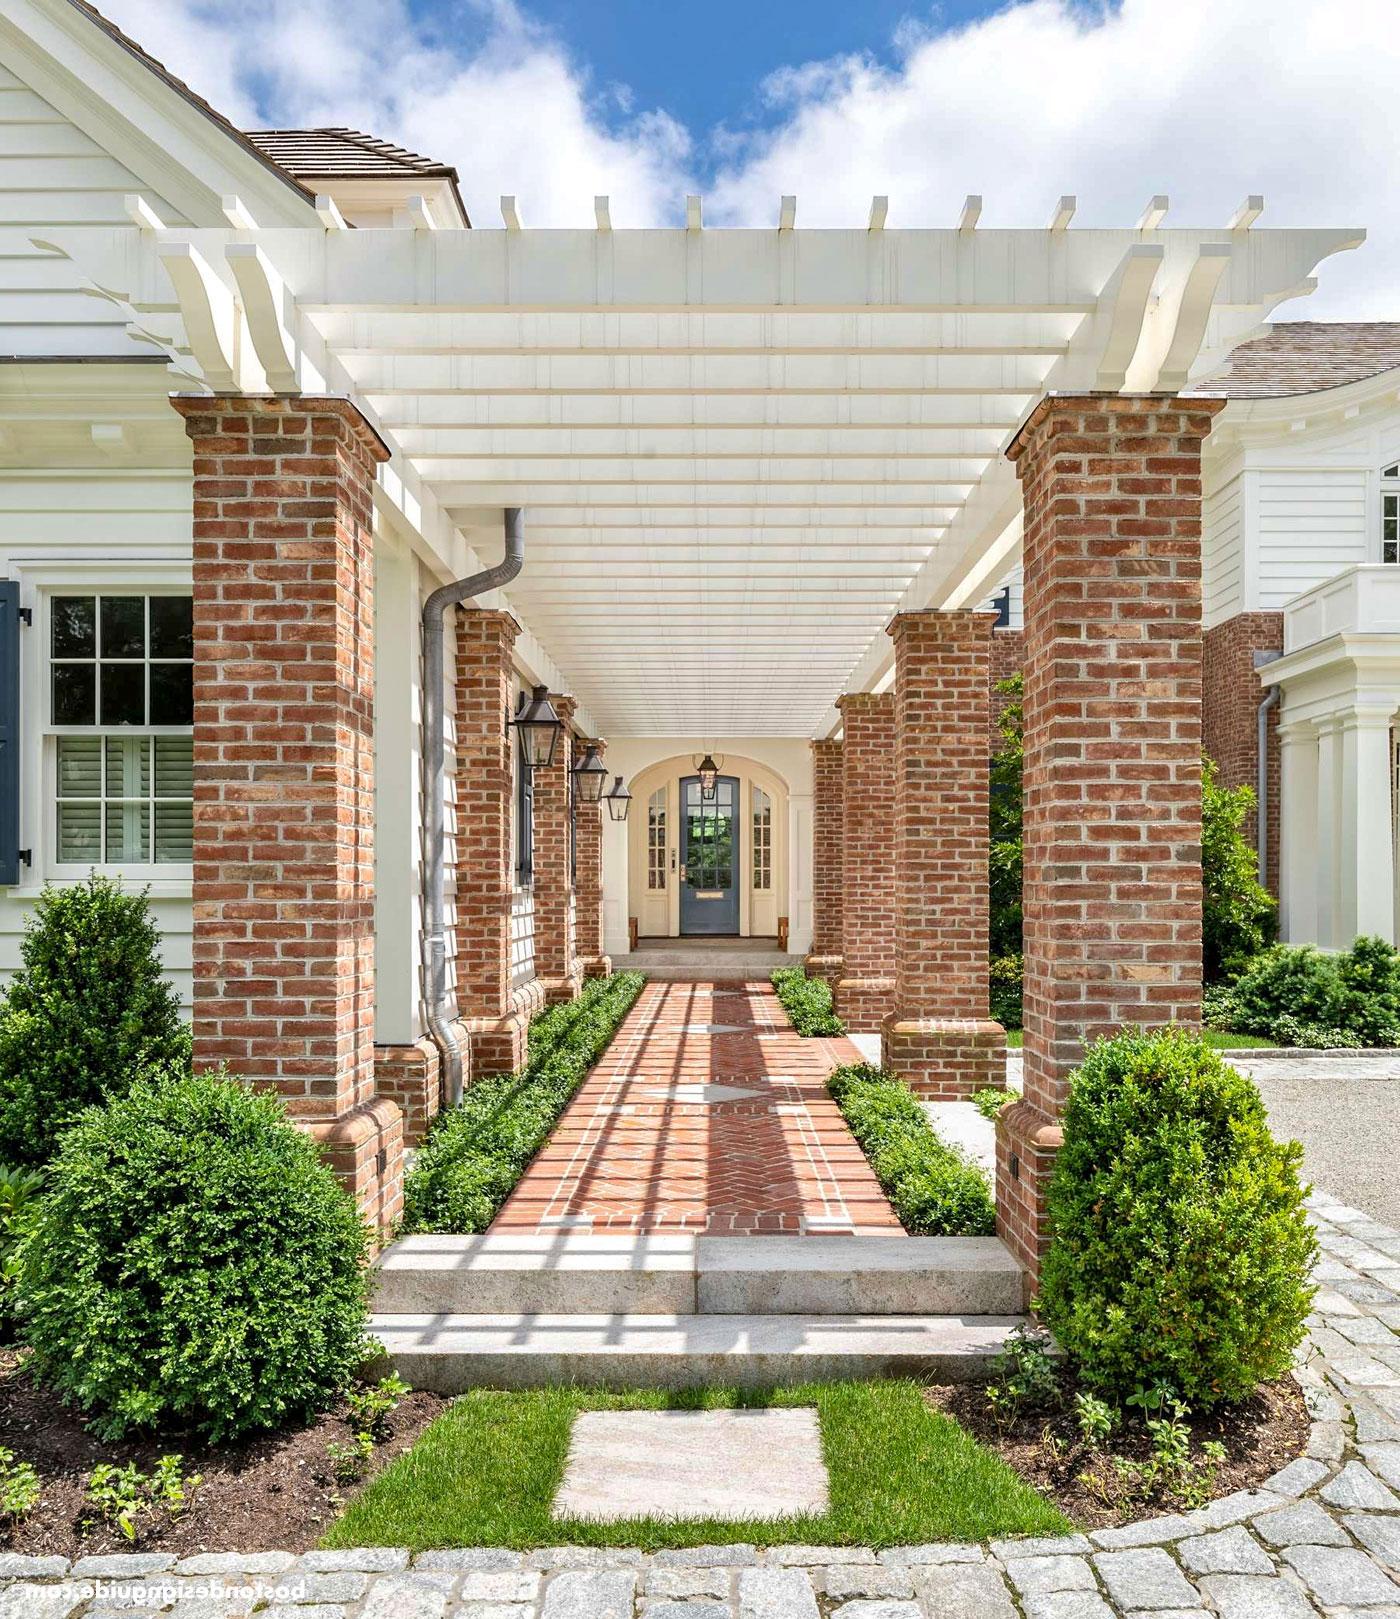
[1073, 1391, 1117, 1449]
[827, 1064, 996, 1236]
[1202, 755, 1277, 982]
[85, 1455, 200, 1542]
[327, 1431, 376, 1484]
[771, 967, 845, 1037]
[404, 973, 645, 1234]
[0, 877, 191, 1166]
[346, 1374, 411, 1440]
[988, 955, 1023, 1032]
[1038, 1028, 1316, 1409]
[972, 1088, 1012, 1123]
[0, 1447, 39, 1519]
[984, 1324, 1060, 1428]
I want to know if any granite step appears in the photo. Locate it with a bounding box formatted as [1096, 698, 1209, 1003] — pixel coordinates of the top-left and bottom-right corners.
[372, 1233, 1026, 1317]
[367, 1311, 1030, 1391]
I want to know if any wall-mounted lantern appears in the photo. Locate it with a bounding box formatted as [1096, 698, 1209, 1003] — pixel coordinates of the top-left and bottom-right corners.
[511, 685, 563, 769]
[571, 742, 609, 804]
[604, 776, 633, 822]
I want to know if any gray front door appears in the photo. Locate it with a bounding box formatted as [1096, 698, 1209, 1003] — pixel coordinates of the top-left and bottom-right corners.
[680, 775, 740, 935]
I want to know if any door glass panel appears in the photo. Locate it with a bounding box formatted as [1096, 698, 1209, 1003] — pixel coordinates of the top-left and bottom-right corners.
[685, 779, 734, 889]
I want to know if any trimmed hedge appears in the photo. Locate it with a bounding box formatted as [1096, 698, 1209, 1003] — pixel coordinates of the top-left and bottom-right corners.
[1205, 935, 1400, 1048]
[402, 973, 645, 1234]
[1039, 1027, 1315, 1409]
[827, 1063, 996, 1236]
[19, 1073, 370, 1441]
[772, 966, 845, 1036]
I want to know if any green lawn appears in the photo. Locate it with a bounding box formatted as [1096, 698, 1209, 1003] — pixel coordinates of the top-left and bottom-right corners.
[325, 1381, 1071, 1551]
[1003, 1029, 1278, 1052]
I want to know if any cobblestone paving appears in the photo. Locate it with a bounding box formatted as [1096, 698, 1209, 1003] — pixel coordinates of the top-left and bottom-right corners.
[9, 1190, 1400, 1615]
[491, 979, 900, 1235]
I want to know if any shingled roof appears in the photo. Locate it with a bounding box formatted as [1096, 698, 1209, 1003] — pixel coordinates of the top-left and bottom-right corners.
[1190, 322, 1400, 399]
[242, 128, 459, 183]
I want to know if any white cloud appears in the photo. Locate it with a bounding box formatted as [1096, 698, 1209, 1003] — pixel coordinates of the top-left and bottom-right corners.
[707, 0, 1398, 318]
[94, 0, 1396, 315]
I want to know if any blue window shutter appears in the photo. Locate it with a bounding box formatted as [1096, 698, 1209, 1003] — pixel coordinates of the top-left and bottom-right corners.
[0, 583, 19, 886]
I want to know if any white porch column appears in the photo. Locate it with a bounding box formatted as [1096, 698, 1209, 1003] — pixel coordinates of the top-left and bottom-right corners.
[1339, 709, 1397, 945]
[1315, 720, 1342, 949]
[1279, 721, 1320, 945]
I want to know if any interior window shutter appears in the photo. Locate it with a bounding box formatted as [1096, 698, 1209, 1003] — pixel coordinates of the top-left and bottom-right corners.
[0, 584, 21, 886]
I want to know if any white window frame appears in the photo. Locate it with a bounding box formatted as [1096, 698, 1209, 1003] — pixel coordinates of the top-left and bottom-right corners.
[752, 784, 773, 892]
[12, 562, 193, 891]
[1382, 461, 1400, 565]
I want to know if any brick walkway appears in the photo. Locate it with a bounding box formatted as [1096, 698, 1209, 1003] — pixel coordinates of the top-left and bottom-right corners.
[491, 979, 902, 1236]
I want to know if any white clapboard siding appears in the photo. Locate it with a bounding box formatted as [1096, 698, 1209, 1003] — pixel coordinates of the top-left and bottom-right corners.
[0, 469, 193, 552]
[0, 466, 193, 1004]
[1255, 469, 1370, 609]
[0, 63, 186, 355]
[1203, 470, 1245, 627]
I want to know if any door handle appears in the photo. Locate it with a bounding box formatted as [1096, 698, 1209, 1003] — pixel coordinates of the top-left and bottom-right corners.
[680, 864, 688, 882]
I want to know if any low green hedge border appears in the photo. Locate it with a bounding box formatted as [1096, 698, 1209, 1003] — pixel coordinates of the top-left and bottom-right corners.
[771, 966, 845, 1036]
[827, 1063, 996, 1237]
[402, 973, 645, 1235]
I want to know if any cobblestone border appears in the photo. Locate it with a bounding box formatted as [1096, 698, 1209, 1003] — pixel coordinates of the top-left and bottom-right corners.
[4, 1191, 1400, 1617]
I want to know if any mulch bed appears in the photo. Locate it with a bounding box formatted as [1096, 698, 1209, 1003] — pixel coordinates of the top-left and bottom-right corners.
[928, 1373, 1309, 1529]
[0, 1348, 447, 1557]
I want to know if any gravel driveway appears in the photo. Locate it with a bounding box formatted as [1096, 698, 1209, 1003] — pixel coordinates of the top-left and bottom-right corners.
[1230, 1054, 1400, 1226]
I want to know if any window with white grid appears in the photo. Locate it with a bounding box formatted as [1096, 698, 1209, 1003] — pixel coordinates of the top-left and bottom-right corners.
[48, 593, 193, 869]
[647, 786, 667, 890]
[752, 785, 772, 891]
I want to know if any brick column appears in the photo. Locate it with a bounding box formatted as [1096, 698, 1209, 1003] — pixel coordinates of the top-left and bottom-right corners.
[174, 395, 403, 1238]
[882, 610, 1005, 1098]
[455, 608, 530, 1073]
[804, 739, 845, 987]
[834, 692, 897, 1030]
[1202, 611, 1284, 895]
[996, 394, 1223, 1279]
[534, 696, 582, 1004]
[575, 736, 612, 979]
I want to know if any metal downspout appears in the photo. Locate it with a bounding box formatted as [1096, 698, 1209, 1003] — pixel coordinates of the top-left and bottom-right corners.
[422, 508, 525, 1107]
[1255, 649, 1283, 889]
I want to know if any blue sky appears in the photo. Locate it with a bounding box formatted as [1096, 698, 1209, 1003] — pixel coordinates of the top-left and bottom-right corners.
[102, 0, 1398, 318]
[520, 0, 990, 145]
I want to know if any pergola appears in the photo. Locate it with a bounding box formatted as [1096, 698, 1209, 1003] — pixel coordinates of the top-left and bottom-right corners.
[41, 200, 1360, 736]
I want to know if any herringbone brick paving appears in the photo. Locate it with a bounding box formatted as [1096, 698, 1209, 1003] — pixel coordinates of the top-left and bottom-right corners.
[492, 979, 902, 1236]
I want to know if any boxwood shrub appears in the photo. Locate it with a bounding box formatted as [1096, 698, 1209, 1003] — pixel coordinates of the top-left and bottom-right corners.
[772, 966, 845, 1036]
[0, 877, 190, 1166]
[1207, 935, 1400, 1049]
[827, 1063, 996, 1236]
[403, 972, 645, 1234]
[19, 1073, 370, 1441]
[1038, 1027, 1315, 1409]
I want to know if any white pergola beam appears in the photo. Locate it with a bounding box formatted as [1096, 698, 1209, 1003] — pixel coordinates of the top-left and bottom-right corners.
[221, 195, 258, 230]
[868, 196, 888, 231]
[501, 195, 522, 230]
[123, 193, 166, 232]
[686, 195, 703, 231]
[1137, 195, 1169, 231]
[1230, 194, 1265, 231]
[1049, 195, 1076, 233]
[778, 195, 797, 231]
[959, 195, 982, 233]
[594, 196, 612, 231]
[315, 193, 348, 230]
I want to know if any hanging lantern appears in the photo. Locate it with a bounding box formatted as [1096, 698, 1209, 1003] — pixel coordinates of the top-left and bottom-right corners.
[571, 742, 609, 804]
[511, 685, 563, 769]
[692, 751, 722, 800]
[604, 775, 633, 822]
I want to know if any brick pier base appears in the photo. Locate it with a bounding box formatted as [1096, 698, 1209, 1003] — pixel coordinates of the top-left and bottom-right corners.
[374, 1039, 442, 1148]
